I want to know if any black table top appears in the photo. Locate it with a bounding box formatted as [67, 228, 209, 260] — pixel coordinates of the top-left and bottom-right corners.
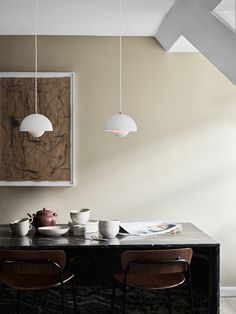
[0, 223, 219, 250]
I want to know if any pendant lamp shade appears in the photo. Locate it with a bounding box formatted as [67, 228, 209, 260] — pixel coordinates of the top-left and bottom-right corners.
[20, 113, 53, 138]
[104, 113, 137, 137]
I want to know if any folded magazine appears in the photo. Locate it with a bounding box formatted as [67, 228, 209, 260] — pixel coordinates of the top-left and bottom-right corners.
[119, 221, 181, 236]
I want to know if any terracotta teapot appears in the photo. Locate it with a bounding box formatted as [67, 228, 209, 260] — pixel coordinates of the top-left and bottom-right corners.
[28, 208, 57, 228]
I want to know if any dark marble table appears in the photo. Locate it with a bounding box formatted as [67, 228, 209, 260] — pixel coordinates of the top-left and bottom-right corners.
[0, 223, 219, 313]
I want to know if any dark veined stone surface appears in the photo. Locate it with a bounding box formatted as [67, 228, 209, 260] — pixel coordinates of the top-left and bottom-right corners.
[0, 284, 207, 314]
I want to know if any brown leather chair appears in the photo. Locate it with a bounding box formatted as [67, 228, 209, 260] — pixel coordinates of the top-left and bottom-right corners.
[111, 248, 194, 314]
[0, 250, 77, 314]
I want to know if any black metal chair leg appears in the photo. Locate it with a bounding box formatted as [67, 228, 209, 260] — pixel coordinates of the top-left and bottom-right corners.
[166, 289, 172, 314]
[16, 290, 20, 314]
[60, 284, 65, 314]
[111, 285, 116, 313]
[122, 285, 127, 314]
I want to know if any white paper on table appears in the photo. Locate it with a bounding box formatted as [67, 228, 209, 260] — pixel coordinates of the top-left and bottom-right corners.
[119, 221, 180, 236]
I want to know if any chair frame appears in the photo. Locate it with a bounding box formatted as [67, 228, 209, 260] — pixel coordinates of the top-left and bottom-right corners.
[111, 257, 194, 314]
[0, 256, 77, 314]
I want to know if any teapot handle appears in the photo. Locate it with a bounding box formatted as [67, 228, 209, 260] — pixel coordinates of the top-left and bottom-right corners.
[27, 213, 34, 223]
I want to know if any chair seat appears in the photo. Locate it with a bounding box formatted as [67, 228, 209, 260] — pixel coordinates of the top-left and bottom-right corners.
[113, 272, 186, 290]
[0, 272, 74, 290]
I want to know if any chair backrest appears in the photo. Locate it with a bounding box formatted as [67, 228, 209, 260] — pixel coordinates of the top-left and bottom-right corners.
[0, 250, 66, 276]
[121, 248, 193, 275]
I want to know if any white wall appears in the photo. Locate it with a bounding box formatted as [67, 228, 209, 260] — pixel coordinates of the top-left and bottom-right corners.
[0, 36, 236, 285]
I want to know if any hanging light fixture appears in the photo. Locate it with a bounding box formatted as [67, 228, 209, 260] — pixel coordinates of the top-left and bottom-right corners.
[20, 0, 53, 137]
[104, 0, 137, 137]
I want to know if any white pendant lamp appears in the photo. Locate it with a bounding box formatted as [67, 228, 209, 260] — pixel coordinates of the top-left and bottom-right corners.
[104, 0, 137, 137]
[19, 0, 53, 137]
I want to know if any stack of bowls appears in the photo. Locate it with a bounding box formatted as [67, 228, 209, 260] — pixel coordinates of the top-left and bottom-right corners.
[73, 224, 85, 236]
[70, 209, 99, 236]
[70, 209, 90, 235]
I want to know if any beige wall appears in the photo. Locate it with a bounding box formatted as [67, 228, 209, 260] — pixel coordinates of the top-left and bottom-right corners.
[0, 36, 236, 286]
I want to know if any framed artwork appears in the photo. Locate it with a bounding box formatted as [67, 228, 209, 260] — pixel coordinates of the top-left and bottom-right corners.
[0, 72, 75, 186]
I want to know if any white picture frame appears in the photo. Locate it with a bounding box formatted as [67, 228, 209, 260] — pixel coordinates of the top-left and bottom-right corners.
[0, 72, 75, 186]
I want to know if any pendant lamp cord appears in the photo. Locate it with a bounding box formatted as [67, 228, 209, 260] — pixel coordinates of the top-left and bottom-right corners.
[35, 0, 38, 114]
[119, 0, 122, 114]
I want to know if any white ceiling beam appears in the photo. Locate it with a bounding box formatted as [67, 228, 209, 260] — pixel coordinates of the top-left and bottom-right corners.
[213, 0, 236, 31]
[155, 0, 236, 85]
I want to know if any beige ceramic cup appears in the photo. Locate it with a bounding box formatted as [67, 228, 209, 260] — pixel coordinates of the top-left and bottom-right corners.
[99, 220, 120, 239]
[11, 218, 32, 236]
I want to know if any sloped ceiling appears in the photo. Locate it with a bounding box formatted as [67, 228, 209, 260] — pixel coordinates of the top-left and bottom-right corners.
[213, 0, 236, 31]
[156, 0, 236, 84]
[0, 0, 236, 84]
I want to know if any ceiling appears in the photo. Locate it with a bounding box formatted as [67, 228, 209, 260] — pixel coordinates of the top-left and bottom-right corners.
[156, 0, 236, 84]
[213, 0, 235, 31]
[0, 0, 175, 36]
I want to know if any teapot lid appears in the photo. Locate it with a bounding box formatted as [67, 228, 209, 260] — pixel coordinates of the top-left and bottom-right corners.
[37, 208, 55, 216]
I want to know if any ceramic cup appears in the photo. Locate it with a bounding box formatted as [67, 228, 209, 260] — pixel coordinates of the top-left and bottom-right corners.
[99, 220, 120, 239]
[70, 209, 90, 225]
[10, 218, 32, 236]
